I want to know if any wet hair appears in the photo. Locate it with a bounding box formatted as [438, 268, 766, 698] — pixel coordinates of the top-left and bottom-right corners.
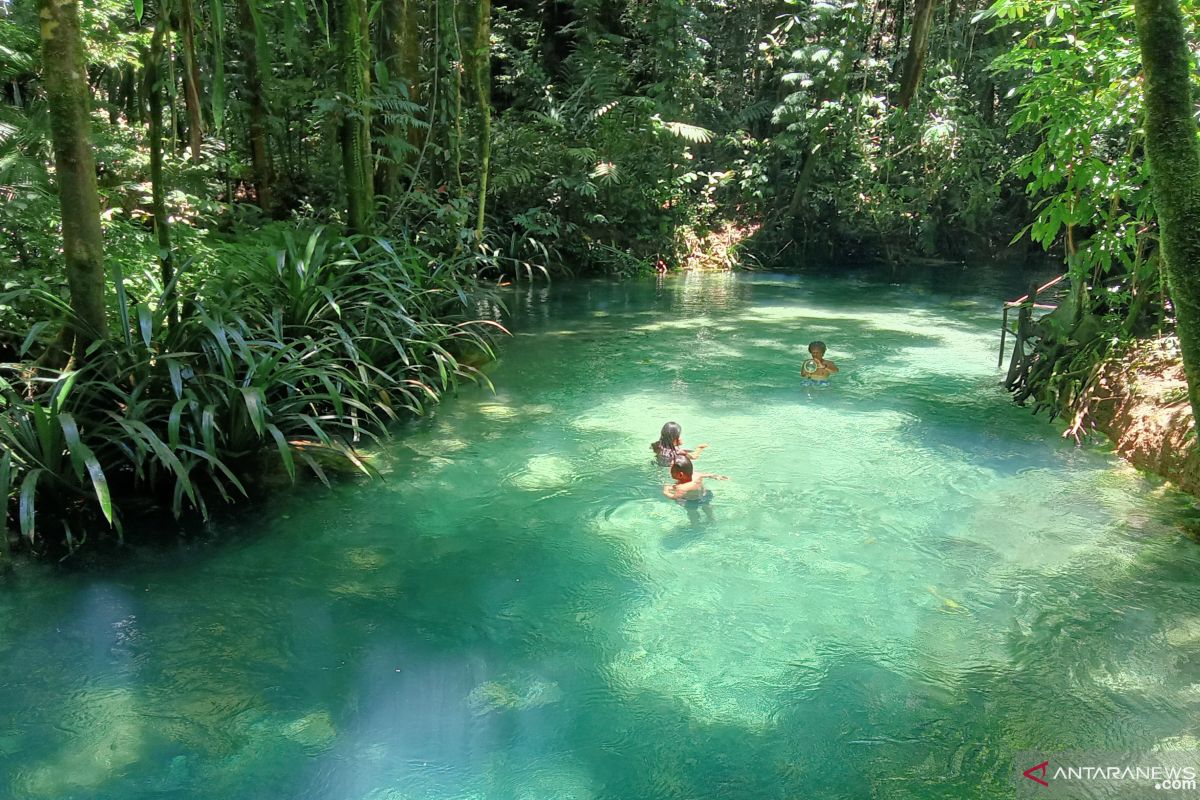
[808, 340, 827, 355]
[657, 421, 682, 450]
[671, 453, 694, 480]
[652, 422, 683, 464]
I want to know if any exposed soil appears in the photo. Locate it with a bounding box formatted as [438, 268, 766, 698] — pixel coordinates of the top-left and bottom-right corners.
[1081, 335, 1200, 497]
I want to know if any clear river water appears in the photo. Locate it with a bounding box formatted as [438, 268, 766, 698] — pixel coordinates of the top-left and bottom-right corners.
[2, 269, 1200, 799]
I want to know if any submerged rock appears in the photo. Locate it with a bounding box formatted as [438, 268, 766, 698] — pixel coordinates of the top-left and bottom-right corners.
[281, 710, 337, 748]
[509, 455, 573, 491]
[467, 677, 563, 715]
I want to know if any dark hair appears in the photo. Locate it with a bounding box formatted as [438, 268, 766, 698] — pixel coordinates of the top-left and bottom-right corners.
[808, 341, 827, 354]
[652, 422, 683, 465]
[657, 421, 682, 450]
[671, 453, 694, 479]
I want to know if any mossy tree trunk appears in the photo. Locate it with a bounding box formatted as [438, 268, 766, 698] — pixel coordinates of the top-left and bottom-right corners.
[340, 0, 373, 234]
[145, 15, 177, 324]
[896, 0, 937, 109]
[1134, 0, 1200, 426]
[472, 0, 491, 241]
[401, 0, 424, 176]
[379, 0, 422, 202]
[236, 0, 274, 213]
[179, 0, 204, 161]
[38, 0, 109, 358]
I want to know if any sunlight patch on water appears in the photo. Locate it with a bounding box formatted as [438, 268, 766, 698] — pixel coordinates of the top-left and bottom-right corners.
[19, 688, 147, 798]
[3, 273, 1200, 800]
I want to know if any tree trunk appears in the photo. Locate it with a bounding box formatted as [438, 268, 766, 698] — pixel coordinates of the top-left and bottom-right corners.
[444, 0, 464, 201]
[105, 69, 120, 125]
[38, 0, 109, 357]
[236, 0, 274, 212]
[401, 0, 424, 175]
[122, 64, 140, 124]
[379, 0, 421, 200]
[179, 0, 205, 161]
[897, 0, 937, 108]
[1134, 0, 1200, 425]
[340, 0, 373, 234]
[891, 0, 907, 79]
[472, 0, 491, 240]
[145, 17, 177, 325]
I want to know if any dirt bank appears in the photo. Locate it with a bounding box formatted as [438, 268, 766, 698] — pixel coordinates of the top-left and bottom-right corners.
[1081, 336, 1200, 497]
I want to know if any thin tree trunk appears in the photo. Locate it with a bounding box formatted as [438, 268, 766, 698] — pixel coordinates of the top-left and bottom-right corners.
[891, 0, 907, 80]
[179, 0, 205, 161]
[106, 70, 120, 125]
[145, 17, 177, 325]
[38, 0, 109, 357]
[340, 0, 373, 234]
[1134, 0, 1200, 425]
[445, 0, 464, 201]
[378, 0, 425, 196]
[472, 0, 491, 240]
[122, 64, 140, 124]
[379, 0, 405, 200]
[897, 0, 938, 108]
[237, 0, 274, 212]
[401, 0, 424, 176]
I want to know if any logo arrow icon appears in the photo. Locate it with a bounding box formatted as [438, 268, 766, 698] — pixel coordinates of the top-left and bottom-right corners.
[1024, 761, 1050, 787]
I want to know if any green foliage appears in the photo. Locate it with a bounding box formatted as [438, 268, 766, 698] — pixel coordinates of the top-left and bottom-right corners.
[4, 0, 1198, 551]
[1, 229, 498, 554]
[990, 0, 1157, 282]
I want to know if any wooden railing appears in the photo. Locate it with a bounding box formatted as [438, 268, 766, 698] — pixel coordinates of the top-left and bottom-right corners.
[998, 274, 1067, 368]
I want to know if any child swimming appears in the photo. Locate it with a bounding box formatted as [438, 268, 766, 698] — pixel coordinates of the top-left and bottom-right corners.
[650, 421, 708, 467]
[800, 340, 839, 382]
[663, 453, 727, 522]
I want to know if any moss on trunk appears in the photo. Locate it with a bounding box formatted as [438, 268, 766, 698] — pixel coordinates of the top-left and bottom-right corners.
[237, 0, 274, 213]
[897, 0, 938, 109]
[37, 0, 109, 358]
[179, 0, 205, 162]
[340, 0, 373, 234]
[145, 17, 176, 324]
[1134, 0, 1200, 428]
[473, 0, 491, 240]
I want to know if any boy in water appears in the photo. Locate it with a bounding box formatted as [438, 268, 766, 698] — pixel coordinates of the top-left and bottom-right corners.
[663, 453, 727, 523]
[800, 340, 839, 382]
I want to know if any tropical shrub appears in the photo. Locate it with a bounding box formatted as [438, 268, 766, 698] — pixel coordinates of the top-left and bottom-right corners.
[0, 228, 500, 555]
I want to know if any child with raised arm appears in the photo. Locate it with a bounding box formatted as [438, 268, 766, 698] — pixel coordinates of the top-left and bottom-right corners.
[650, 421, 708, 467]
[663, 453, 727, 523]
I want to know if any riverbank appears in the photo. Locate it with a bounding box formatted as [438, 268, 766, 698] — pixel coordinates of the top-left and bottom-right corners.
[1080, 335, 1200, 498]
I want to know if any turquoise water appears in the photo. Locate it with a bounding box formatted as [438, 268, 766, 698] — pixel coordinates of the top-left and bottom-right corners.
[2, 270, 1200, 799]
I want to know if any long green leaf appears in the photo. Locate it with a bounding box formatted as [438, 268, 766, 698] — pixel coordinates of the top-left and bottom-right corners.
[18, 469, 42, 544]
[51, 371, 79, 413]
[138, 304, 154, 348]
[59, 414, 113, 527]
[0, 451, 12, 551]
[168, 398, 191, 449]
[265, 424, 295, 481]
[240, 387, 266, 436]
[18, 321, 50, 357]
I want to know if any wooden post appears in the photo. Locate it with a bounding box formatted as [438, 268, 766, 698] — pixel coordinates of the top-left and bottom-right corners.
[1005, 281, 1040, 390]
